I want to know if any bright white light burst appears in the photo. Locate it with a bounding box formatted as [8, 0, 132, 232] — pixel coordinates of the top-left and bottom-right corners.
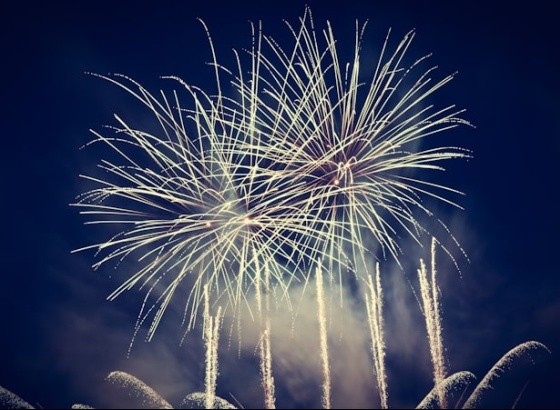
[73, 7, 471, 341]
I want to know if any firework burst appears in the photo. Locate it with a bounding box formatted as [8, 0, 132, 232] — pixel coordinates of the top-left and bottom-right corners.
[72, 70, 311, 342]
[223, 8, 472, 294]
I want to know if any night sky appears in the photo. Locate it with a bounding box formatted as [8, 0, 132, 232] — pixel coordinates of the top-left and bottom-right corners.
[1, 2, 559, 409]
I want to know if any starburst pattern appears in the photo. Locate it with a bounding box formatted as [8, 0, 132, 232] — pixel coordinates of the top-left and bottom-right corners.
[223, 8, 472, 294]
[73, 7, 470, 349]
[72, 72, 311, 341]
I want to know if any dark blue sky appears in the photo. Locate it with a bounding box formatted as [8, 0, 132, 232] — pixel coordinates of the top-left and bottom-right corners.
[1, 2, 559, 409]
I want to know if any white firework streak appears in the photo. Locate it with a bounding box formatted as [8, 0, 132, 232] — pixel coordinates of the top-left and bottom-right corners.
[223, 7, 472, 296]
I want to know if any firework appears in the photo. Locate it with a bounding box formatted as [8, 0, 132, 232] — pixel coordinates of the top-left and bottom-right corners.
[365, 263, 388, 409]
[72, 9, 474, 408]
[417, 238, 447, 407]
[72, 70, 311, 342]
[223, 7, 472, 296]
[315, 260, 331, 409]
[462, 341, 551, 409]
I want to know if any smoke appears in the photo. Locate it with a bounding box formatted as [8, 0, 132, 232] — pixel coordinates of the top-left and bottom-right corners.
[216, 275, 379, 409]
[36, 206, 478, 409]
[45, 263, 375, 408]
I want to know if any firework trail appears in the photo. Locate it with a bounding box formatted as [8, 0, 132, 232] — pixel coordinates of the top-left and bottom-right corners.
[417, 238, 447, 408]
[365, 263, 388, 409]
[462, 341, 550, 409]
[416, 371, 476, 409]
[0, 386, 34, 409]
[258, 261, 276, 409]
[315, 260, 331, 409]
[105, 371, 173, 409]
[203, 284, 223, 409]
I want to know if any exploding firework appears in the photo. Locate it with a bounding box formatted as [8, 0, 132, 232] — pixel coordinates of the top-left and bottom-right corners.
[222, 8, 472, 297]
[72, 70, 314, 343]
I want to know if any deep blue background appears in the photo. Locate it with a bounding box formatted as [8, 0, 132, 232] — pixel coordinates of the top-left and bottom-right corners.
[1, 2, 559, 408]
